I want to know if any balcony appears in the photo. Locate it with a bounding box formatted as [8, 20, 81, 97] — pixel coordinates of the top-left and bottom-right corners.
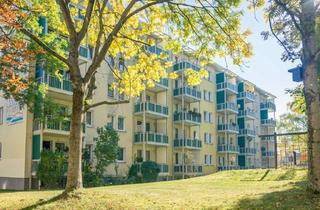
[218, 165, 240, 171]
[217, 144, 239, 153]
[238, 129, 256, 137]
[174, 138, 202, 150]
[237, 91, 255, 102]
[216, 82, 238, 94]
[134, 132, 169, 146]
[260, 101, 276, 111]
[261, 136, 274, 141]
[237, 109, 256, 119]
[148, 78, 169, 92]
[173, 111, 201, 126]
[136, 163, 169, 175]
[217, 124, 239, 134]
[174, 164, 203, 175]
[42, 119, 71, 135]
[173, 87, 201, 103]
[79, 45, 93, 60]
[38, 74, 73, 96]
[239, 147, 257, 156]
[217, 103, 238, 114]
[262, 151, 275, 157]
[173, 61, 200, 72]
[134, 102, 168, 119]
[261, 119, 276, 127]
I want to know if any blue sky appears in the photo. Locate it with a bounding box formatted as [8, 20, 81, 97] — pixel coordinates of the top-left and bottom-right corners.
[217, 6, 300, 118]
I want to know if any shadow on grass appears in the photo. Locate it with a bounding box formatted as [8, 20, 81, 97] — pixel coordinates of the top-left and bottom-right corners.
[21, 192, 69, 210]
[232, 181, 320, 210]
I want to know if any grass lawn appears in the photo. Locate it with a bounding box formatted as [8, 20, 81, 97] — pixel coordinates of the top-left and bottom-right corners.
[1, 168, 320, 210]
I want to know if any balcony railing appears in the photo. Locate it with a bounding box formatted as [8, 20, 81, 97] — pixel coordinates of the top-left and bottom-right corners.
[134, 102, 168, 116]
[217, 144, 239, 153]
[216, 82, 238, 93]
[218, 165, 240, 171]
[134, 132, 169, 146]
[261, 136, 274, 141]
[262, 151, 275, 157]
[239, 147, 257, 155]
[217, 124, 239, 133]
[260, 101, 276, 111]
[237, 92, 255, 101]
[46, 119, 71, 132]
[261, 119, 276, 126]
[174, 164, 203, 174]
[137, 163, 169, 174]
[239, 128, 256, 136]
[173, 61, 200, 72]
[174, 138, 202, 149]
[156, 78, 169, 88]
[238, 109, 256, 119]
[173, 111, 201, 124]
[38, 74, 73, 93]
[173, 87, 201, 101]
[217, 103, 238, 113]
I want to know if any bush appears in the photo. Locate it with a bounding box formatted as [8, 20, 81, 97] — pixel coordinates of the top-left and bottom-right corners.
[37, 150, 67, 188]
[127, 164, 141, 183]
[141, 161, 160, 182]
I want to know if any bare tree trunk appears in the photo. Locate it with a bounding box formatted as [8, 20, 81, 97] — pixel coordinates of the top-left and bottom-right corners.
[65, 76, 85, 192]
[299, 0, 320, 193]
[303, 60, 320, 192]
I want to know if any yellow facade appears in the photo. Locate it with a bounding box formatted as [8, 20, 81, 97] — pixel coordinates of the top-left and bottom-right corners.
[0, 48, 276, 190]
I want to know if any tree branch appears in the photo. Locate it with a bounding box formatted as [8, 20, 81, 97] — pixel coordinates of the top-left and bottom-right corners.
[83, 99, 130, 112]
[84, 0, 171, 83]
[20, 28, 69, 65]
[273, 0, 304, 36]
[77, 0, 95, 42]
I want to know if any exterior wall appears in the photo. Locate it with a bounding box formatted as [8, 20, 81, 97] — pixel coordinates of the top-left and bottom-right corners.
[0, 97, 31, 190]
[0, 47, 276, 189]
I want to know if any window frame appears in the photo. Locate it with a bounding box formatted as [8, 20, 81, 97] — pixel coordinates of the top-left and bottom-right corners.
[117, 116, 125, 131]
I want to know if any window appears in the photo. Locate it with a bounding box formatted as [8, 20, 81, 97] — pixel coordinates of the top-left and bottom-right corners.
[119, 57, 125, 71]
[204, 132, 212, 144]
[146, 150, 151, 161]
[0, 107, 3, 125]
[208, 92, 212, 101]
[137, 150, 142, 159]
[0, 142, 2, 159]
[146, 122, 150, 132]
[84, 144, 93, 160]
[203, 90, 207, 100]
[175, 128, 179, 139]
[107, 55, 115, 67]
[209, 113, 213, 123]
[43, 141, 52, 151]
[204, 111, 208, 122]
[107, 84, 114, 97]
[205, 155, 212, 165]
[55, 142, 66, 152]
[86, 111, 93, 127]
[118, 116, 125, 131]
[107, 115, 114, 128]
[117, 148, 124, 161]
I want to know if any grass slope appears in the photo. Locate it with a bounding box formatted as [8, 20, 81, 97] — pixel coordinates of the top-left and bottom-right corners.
[1, 168, 319, 210]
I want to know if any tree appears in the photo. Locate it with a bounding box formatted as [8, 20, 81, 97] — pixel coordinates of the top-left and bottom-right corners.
[94, 126, 119, 179]
[263, 0, 320, 192]
[0, 0, 259, 191]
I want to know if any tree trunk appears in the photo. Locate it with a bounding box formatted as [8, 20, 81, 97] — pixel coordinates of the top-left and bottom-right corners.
[65, 85, 84, 192]
[301, 0, 320, 193]
[303, 60, 320, 193]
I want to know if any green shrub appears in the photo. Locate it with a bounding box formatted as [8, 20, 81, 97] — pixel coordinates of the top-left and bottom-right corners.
[141, 161, 160, 182]
[37, 150, 67, 188]
[127, 164, 142, 183]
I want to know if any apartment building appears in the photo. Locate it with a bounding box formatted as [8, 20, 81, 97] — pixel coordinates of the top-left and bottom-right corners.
[0, 41, 276, 190]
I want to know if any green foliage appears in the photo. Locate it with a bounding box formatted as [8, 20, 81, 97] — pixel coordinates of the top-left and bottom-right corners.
[94, 126, 119, 178]
[37, 150, 67, 188]
[127, 164, 141, 183]
[285, 85, 306, 115]
[141, 161, 160, 182]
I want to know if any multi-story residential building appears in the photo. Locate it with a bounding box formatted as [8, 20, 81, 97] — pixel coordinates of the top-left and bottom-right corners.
[0, 42, 276, 189]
